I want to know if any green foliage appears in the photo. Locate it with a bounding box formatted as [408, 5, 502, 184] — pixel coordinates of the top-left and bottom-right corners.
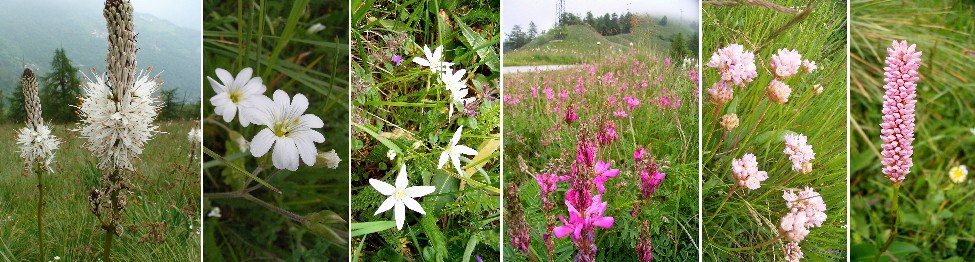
[702, 0, 848, 260]
[850, 0, 975, 260]
[351, 0, 501, 260]
[503, 42, 700, 260]
[658, 16, 668, 26]
[202, 0, 350, 260]
[7, 80, 25, 122]
[0, 122, 201, 261]
[40, 48, 80, 123]
[669, 32, 691, 60]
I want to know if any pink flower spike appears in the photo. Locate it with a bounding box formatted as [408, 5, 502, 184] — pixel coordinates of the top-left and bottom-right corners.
[634, 146, 646, 160]
[593, 160, 619, 193]
[880, 40, 920, 184]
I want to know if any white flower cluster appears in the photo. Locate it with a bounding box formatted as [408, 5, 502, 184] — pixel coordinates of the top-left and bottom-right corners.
[413, 45, 475, 118]
[17, 124, 60, 171]
[783, 134, 815, 174]
[76, 70, 161, 171]
[731, 153, 769, 190]
[188, 127, 202, 145]
[209, 68, 342, 171]
[779, 187, 827, 260]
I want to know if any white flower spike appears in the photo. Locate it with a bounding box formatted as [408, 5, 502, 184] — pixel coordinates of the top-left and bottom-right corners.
[208, 67, 268, 126]
[369, 164, 436, 230]
[250, 90, 326, 171]
[412, 45, 454, 74]
[438, 126, 478, 176]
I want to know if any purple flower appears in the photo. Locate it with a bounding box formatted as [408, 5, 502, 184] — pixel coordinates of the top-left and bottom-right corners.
[553, 194, 615, 240]
[665, 58, 671, 66]
[634, 146, 646, 160]
[564, 106, 578, 124]
[391, 55, 402, 66]
[536, 173, 568, 210]
[880, 40, 920, 184]
[640, 169, 666, 198]
[593, 160, 619, 194]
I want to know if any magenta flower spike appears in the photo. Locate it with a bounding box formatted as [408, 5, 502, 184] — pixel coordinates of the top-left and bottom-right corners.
[880, 40, 921, 184]
[593, 160, 619, 194]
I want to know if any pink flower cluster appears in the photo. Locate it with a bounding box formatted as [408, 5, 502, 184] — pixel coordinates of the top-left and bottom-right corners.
[783, 134, 815, 174]
[708, 81, 733, 106]
[624, 96, 640, 111]
[635, 221, 654, 262]
[564, 106, 578, 124]
[731, 153, 768, 190]
[770, 48, 802, 78]
[553, 194, 615, 261]
[706, 44, 758, 87]
[597, 121, 619, 146]
[593, 160, 619, 194]
[880, 40, 921, 184]
[766, 79, 792, 104]
[640, 164, 665, 199]
[536, 173, 568, 210]
[779, 187, 827, 260]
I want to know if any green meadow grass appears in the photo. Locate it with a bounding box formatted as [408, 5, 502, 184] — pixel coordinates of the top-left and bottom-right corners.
[350, 0, 501, 261]
[202, 0, 350, 260]
[850, 0, 975, 260]
[503, 16, 697, 67]
[701, 0, 848, 260]
[0, 121, 200, 261]
[502, 47, 700, 260]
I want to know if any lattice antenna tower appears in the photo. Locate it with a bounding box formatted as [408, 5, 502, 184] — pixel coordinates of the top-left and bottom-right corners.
[555, 0, 565, 40]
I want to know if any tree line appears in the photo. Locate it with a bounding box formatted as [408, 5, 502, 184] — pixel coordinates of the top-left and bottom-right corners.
[4, 48, 198, 123]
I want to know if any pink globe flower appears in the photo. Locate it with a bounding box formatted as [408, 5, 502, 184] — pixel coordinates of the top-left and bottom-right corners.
[706, 44, 758, 87]
[770, 48, 803, 78]
[708, 80, 733, 106]
[766, 79, 792, 104]
[732, 153, 768, 190]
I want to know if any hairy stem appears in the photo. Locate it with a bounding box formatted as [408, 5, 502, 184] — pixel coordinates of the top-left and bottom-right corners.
[36, 164, 44, 262]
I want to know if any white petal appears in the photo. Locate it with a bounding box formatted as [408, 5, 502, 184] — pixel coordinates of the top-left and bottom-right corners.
[402, 197, 425, 215]
[432, 45, 443, 62]
[246, 95, 275, 125]
[215, 68, 235, 87]
[404, 186, 436, 198]
[448, 105, 454, 119]
[250, 129, 276, 157]
[292, 93, 309, 115]
[207, 76, 226, 93]
[454, 145, 478, 156]
[272, 90, 290, 108]
[221, 106, 237, 123]
[412, 57, 430, 67]
[369, 179, 395, 195]
[394, 201, 405, 230]
[452, 154, 464, 175]
[374, 195, 396, 215]
[438, 151, 449, 169]
[299, 114, 324, 129]
[294, 136, 318, 166]
[233, 67, 253, 89]
[273, 137, 299, 171]
[396, 164, 409, 189]
[243, 77, 265, 94]
[450, 126, 464, 146]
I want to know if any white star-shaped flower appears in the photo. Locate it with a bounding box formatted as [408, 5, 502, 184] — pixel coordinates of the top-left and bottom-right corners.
[447, 87, 475, 118]
[208, 67, 267, 126]
[250, 90, 326, 171]
[438, 126, 478, 176]
[369, 164, 436, 230]
[441, 68, 467, 91]
[412, 45, 454, 74]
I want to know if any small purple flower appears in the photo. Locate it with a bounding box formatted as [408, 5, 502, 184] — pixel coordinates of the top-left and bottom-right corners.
[634, 146, 646, 160]
[640, 169, 666, 198]
[391, 55, 402, 66]
[553, 194, 615, 240]
[476, 255, 483, 262]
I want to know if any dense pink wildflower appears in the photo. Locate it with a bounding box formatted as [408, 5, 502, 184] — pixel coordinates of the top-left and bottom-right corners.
[783, 134, 815, 174]
[880, 40, 921, 184]
[593, 160, 619, 194]
[624, 96, 640, 111]
[732, 153, 768, 190]
[780, 187, 827, 243]
[635, 221, 654, 261]
[597, 121, 619, 146]
[633, 146, 646, 160]
[708, 80, 733, 106]
[564, 106, 578, 124]
[706, 44, 758, 87]
[770, 48, 802, 78]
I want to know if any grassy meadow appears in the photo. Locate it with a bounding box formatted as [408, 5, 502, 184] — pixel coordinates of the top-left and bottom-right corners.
[701, 0, 848, 260]
[502, 46, 700, 259]
[850, 0, 975, 260]
[0, 121, 201, 261]
[350, 0, 501, 260]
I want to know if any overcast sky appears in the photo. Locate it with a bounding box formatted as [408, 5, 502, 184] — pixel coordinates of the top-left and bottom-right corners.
[131, 0, 202, 30]
[503, 0, 699, 34]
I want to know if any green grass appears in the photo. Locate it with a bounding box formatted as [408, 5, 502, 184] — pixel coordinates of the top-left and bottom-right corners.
[701, 0, 848, 260]
[0, 121, 200, 261]
[503, 16, 697, 66]
[502, 46, 699, 260]
[202, 0, 350, 260]
[350, 0, 501, 261]
[850, 0, 975, 260]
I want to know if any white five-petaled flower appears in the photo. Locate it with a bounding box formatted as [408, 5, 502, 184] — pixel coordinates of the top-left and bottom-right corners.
[75, 70, 161, 171]
[438, 126, 478, 176]
[208, 67, 268, 126]
[412, 45, 454, 74]
[17, 124, 61, 170]
[250, 90, 326, 171]
[369, 164, 436, 230]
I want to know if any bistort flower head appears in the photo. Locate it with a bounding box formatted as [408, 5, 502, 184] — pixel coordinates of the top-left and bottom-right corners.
[802, 60, 817, 73]
[369, 164, 436, 230]
[706, 44, 758, 87]
[76, 69, 162, 172]
[438, 126, 478, 176]
[720, 113, 739, 131]
[880, 40, 921, 184]
[249, 90, 326, 171]
[784, 241, 804, 262]
[949, 165, 967, 184]
[731, 153, 768, 190]
[766, 79, 792, 104]
[208, 68, 268, 126]
[413, 45, 454, 74]
[770, 48, 802, 78]
[783, 134, 815, 174]
[708, 80, 733, 106]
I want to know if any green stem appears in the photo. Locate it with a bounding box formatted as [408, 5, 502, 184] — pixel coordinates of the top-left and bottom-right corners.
[875, 183, 900, 262]
[102, 228, 113, 262]
[720, 234, 784, 252]
[36, 164, 44, 262]
[707, 183, 738, 224]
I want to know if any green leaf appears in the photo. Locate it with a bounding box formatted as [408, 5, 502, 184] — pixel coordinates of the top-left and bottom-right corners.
[352, 122, 403, 154]
[420, 215, 447, 262]
[462, 234, 479, 262]
[888, 241, 921, 260]
[454, 17, 500, 72]
[350, 221, 397, 237]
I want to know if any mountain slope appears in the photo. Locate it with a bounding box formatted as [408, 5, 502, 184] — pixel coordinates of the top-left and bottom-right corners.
[0, 0, 201, 101]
